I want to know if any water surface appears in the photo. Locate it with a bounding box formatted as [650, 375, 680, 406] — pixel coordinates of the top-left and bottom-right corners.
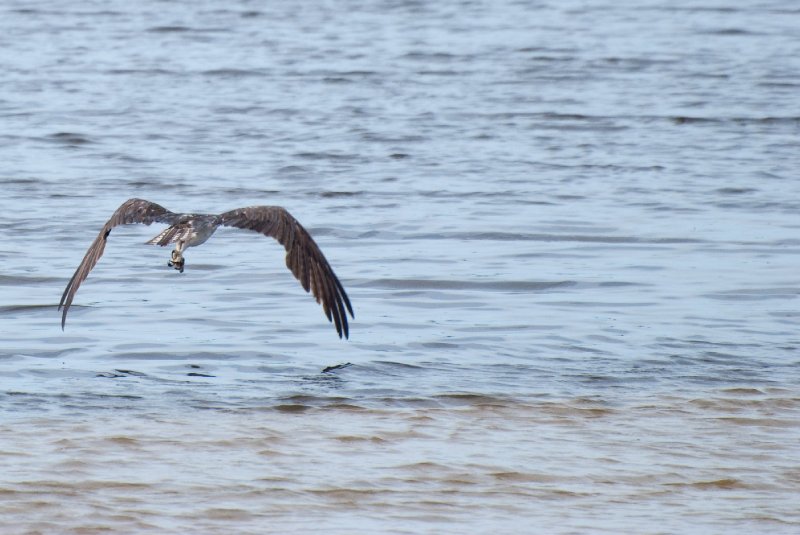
[1, 1, 799, 533]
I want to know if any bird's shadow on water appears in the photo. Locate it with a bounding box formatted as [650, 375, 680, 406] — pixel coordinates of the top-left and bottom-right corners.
[92, 357, 356, 389]
[77, 362, 357, 414]
[96, 365, 220, 379]
[321, 362, 352, 373]
[295, 363, 354, 392]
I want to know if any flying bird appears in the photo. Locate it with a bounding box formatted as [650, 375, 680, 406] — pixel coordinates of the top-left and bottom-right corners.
[59, 198, 354, 338]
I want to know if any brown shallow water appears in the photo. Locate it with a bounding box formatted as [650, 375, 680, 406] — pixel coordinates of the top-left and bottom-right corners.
[2, 0, 800, 533]
[2, 390, 798, 534]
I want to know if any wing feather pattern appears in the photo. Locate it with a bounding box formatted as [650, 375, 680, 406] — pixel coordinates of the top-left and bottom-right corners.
[216, 206, 354, 338]
[59, 198, 177, 328]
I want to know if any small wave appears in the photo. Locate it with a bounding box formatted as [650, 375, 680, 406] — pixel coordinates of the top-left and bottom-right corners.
[1, 177, 39, 185]
[672, 115, 800, 125]
[318, 191, 364, 198]
[401, 51, 464, 62]
[699, 28, 757, 36]
[416, 69, 474, 76]
[107, 68, 177, 76]
[273, 404, 311, 413]
[714, 187, 758, 195]
[212, 105, 265, 115]
[276, 165, 310, 175]
[434, 392, 515, 407]
[356, 278, 574, 291]
[407, 231, 702, 244]
[321, 70, 381, 83]
[293, 151, 363, 162]
[147, 25, 193, 33]
[758, 81, 800, 89]
[667, 478, 747, 489]
[201, 68, 268, 77]
[148, 26, 229, 34]
[0, 304, 57, 316]
[44, 132, 92, 146]
[0, 275, 61, 286]
[703, 287, 799, 301]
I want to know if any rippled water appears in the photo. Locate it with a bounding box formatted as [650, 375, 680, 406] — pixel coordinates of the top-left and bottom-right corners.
[1, 1, 799, 533]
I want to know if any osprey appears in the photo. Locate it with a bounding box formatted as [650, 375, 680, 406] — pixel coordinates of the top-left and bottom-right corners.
[59, 198, 354, 338]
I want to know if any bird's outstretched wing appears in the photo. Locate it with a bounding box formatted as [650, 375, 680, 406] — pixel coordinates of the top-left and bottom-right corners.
[216, 206, 354, 339]
[59, 198, 178, 328]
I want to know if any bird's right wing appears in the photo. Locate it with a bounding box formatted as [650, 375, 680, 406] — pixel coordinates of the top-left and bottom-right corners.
[216, 206, 354, 339]
[59, 198, 178, 329]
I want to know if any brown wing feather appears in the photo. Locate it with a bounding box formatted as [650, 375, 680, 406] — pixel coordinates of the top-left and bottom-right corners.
[216, 206, 354, 339]
[59, 198, 177, 328]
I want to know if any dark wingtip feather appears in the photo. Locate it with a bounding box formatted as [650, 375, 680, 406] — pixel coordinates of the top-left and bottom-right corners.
[342, 290, 354, 318]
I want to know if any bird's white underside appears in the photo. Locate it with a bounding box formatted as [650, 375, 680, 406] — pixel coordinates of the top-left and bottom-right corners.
[146, 222, 218, 249]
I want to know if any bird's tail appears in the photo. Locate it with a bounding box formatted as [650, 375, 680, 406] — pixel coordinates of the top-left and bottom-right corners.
[146, 225, 191, 247]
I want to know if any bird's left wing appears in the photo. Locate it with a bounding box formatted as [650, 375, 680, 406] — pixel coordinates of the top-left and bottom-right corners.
[215, 206, 354, 339]
[59, 198, 178, 328]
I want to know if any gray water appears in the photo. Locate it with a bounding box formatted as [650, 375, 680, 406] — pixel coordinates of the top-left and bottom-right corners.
[1, 1, 799, 533]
